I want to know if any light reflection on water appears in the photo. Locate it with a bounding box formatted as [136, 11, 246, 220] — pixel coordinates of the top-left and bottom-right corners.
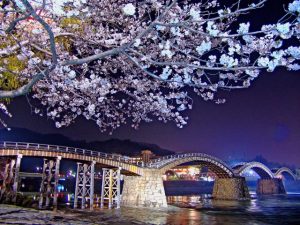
[1, 194, 300, 224]
[166, 193, 300, 225]
[56, 193, 300, 224]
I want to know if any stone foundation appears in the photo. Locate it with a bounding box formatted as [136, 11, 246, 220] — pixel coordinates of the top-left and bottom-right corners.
[212, 177, 250, 200]
[121, 169, 167, 208]
[256, 178, 286, 195]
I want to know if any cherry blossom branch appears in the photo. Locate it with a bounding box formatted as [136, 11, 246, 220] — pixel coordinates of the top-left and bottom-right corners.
[0, 33, 76, 57]
[128, 0, 177, 47]
[61, 46, 125, 66]
[20, 0, 58, 64]
[5, 12, 31, 33]
[205, 0, 268, 21]
[0, 71, 46, 98]
[125, 51, 250, 91]
[0, 0, 299, 131]
[128, 48, 265, 71]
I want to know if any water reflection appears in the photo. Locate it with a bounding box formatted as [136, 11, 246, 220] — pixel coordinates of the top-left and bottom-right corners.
[247, 198, 260, 213]
[165, 194, 300, 225]
[1, 194, 300, 225]
[57, 194, 300, 224]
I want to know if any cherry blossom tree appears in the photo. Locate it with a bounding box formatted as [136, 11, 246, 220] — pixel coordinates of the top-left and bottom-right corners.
[0, 0, 299, 132]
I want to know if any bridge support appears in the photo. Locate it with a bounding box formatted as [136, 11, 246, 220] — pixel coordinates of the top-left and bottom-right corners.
[12, 154, 22, 203]
[39, 156, 61, 210]
[212, 177, 250, 200]
[100, 168, 121, 209]
[74, 161, 95, 210]
[256, 178, 286, 195]
[0, 154, 22, 203]
[122, 169, 167, 208]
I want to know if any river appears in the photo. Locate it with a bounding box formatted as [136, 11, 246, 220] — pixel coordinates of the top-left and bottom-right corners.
[1, 193, 300, 224]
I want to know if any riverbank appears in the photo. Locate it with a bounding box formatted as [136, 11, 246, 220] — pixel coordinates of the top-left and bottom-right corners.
[0, 204, 181, 225]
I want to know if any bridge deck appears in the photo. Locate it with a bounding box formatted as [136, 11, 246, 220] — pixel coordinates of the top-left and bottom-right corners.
[0, 142, 144, 176]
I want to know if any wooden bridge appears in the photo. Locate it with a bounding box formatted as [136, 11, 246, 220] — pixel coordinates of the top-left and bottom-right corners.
[0, 141, 298, 210]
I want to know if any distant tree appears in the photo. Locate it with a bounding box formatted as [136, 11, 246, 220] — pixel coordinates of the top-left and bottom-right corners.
[0, 0, 299, 132]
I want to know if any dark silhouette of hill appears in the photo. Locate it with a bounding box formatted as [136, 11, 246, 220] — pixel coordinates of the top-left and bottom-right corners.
[0, 127, 174, 157]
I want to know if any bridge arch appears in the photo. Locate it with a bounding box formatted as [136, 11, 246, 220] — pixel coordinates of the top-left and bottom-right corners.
[0, 142, 143, 176]
[233, 162, 274, 179]
[149, 153, 234, 178]
[274, 167, 296, 180]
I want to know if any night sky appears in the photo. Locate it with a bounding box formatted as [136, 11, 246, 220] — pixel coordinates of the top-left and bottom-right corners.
[5, 69, 300, 165]
[2, 1, 300, 166]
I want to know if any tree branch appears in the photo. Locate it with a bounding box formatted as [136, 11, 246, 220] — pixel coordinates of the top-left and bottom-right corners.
[0, 71, 46, 98]
[20, 0, 58, 64]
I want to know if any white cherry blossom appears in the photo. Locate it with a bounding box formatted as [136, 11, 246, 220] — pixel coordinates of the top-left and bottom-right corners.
[237, 23, 250, 34]
[0, 0, 299, 132]
[123, 3, 136, 16]
[289, 0, 300, 13]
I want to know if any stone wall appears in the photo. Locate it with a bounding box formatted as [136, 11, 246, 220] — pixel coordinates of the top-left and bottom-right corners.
[121, 169, 167, 208]
[256, 178, 286, 195]
[212, 177, 250, 200]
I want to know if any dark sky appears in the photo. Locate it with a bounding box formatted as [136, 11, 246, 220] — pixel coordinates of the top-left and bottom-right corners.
[2, 0, 300, 166]
[5, 69, 300, 165]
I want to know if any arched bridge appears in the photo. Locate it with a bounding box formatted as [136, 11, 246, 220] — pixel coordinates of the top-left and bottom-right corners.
[232, 161, 297, 180]
[273, 167, 297, 180]
[232, 161, 297, 196]
[232, 162, 275, 179]
[1, 141, 298, 210]
[0, 142, 144, 176]
[1, 142, 238, 208]
[147, 153, 235, 178]
[0, 142, 236, 178]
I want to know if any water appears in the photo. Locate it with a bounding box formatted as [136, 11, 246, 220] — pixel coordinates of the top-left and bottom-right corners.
[166, 193, 300, 225]
[1, 193, 300, 224]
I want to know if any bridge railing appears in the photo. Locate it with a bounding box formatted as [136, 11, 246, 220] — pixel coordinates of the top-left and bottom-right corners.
[0, 141, 144, 167]
[147, 152, 231, 170]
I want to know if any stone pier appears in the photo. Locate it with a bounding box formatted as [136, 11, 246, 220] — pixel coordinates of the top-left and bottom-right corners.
[212, 177, 250, 200]
[122, 169, 167, 208]
[256, 178, 286, 195]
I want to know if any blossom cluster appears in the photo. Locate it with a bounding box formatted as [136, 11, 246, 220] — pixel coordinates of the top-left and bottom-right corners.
[0, 0, 299, 132]
[0, 103, 12, 130]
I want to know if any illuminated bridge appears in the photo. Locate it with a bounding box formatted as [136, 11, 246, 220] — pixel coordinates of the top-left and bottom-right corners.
[273, 167, 297, 180]
[233, 162, 275, 179]
[232, 161, 297, 180]
[0, 142, 143, 175]
[232, 161, 298, 195]
[0, 141, 298, 210]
